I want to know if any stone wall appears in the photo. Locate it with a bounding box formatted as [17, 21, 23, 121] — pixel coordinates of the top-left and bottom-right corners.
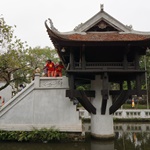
[0, 74, 82, 132]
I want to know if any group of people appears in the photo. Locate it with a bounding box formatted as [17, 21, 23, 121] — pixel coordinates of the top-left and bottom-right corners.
[43, 60, 64, 77]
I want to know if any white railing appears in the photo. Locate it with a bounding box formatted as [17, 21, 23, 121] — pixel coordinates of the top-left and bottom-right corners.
[114, 109, 150, 119]
[79, 109, 150, 119]
[84, 122, 150, 133]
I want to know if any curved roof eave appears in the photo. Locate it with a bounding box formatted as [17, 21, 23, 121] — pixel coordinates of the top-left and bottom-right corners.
[45, 19, 150, 46]
[126, 30, 150, 35]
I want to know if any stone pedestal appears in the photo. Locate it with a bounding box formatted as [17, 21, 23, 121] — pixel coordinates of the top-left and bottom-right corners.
[91, 75, 114, 139]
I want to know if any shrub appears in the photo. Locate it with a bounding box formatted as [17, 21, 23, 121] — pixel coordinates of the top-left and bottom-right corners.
[0, 128, 66, 142]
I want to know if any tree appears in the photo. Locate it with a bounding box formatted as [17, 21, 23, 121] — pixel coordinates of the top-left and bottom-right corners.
[24, 46, 59, 80]
[0, 16, 29, 91]
[0, 49, 28, 90]
[26, 46, 59, 70]
[140, 51, 150, 103]
[0, 16, 60, 92]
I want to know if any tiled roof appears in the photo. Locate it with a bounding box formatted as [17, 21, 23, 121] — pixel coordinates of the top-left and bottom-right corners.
[61, 32, 150, 42]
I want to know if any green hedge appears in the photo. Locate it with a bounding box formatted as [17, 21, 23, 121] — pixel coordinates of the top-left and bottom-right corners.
[0, 128, 66, 142]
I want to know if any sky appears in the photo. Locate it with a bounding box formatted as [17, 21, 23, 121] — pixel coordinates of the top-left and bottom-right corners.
[1, 0, 150, 48]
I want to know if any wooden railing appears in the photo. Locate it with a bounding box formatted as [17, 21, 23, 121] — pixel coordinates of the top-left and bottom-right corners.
[74, 62, 136, 70]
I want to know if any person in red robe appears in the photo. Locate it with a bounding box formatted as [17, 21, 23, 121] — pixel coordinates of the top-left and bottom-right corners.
[54, 61, 64, 77]
[44, 59, 55, 77]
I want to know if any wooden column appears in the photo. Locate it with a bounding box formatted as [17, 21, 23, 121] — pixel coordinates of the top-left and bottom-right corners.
[81, 45, 86, 70]
[101, 72, 109, 114]
[70, 48, 74, 70]
[136, 74, 141, 96]
[119, 82, 123, 90]
[127, 80, 131, 90]
[135, 51, 141, 96]
[123, 54, 128, 69]
[123, 45, 130, 69]
[135, 51, 140, 69]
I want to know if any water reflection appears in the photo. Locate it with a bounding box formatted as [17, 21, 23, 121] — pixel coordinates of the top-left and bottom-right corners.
[0, 123, 150, 150]
[114, 123, 150, 149]
[0, 141, 114, 150]
[0, 142, 90, 150]
[115, 131, 150, 149]
[91, 140, 114, 150]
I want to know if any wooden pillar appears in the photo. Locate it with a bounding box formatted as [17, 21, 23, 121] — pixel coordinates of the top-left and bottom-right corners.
[123, 45, 130, 69]
[79, 47, 82, 68]
[70, 48, 74, 70]
[135, 51, 141, 96]
[81, 45, 86, 70]
[101, 72, 109, 114]
[135, 51, 140, 69]
[136, 74, 141, 96]
[123, 54, 128, 69]
[119, 82, 123, 90]
[127, 80, 131, 90]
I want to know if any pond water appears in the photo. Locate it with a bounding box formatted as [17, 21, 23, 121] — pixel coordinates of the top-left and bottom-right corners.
[0, 122, 150, 150]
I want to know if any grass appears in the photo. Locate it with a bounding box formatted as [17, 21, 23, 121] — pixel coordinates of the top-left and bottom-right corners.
[122, 104, 149, 109]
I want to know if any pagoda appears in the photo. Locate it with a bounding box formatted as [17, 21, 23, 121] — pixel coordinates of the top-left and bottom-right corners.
[45, 5, 150, 139]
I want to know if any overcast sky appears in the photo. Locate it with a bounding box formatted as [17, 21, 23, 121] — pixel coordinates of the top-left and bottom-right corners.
[1, 0, 150, 48]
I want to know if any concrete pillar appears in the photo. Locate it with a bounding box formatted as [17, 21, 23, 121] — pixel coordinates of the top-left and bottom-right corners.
[34, 73, 40, 88]
[62, 76, 69, 88]
[91, 75, 114, 139]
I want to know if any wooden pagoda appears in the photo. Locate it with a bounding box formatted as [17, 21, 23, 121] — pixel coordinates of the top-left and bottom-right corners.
[45, 6, 150, 115]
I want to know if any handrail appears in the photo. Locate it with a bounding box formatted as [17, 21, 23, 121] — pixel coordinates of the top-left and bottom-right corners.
[73, 62, 137, 70]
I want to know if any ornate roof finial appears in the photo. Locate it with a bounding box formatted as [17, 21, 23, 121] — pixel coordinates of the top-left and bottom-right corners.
[48, 18, 58, 32]
[100, 4, 104, 11]
[48, 18, 54, 29]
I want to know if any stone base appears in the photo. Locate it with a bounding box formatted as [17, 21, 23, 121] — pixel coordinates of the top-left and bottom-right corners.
[0, 77, 82, 133]
[0, 124, 82, 132]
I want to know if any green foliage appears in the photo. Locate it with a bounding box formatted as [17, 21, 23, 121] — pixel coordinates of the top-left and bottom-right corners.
[76, 86, 85, 90]
[0, 16, 29, 91]
[26, 46, 59, 72]
[0, 17, 13, 48]
[0, 128, 66, 142]
[0, 17, 60, 91]
[76, 84, 90, 90]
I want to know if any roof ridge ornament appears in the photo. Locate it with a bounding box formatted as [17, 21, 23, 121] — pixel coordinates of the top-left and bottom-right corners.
[48, 18, 59, 32]
[100, 4, 104, 11]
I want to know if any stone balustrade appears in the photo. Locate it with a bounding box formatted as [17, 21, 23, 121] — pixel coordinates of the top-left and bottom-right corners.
[79, 109, 150, 119]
